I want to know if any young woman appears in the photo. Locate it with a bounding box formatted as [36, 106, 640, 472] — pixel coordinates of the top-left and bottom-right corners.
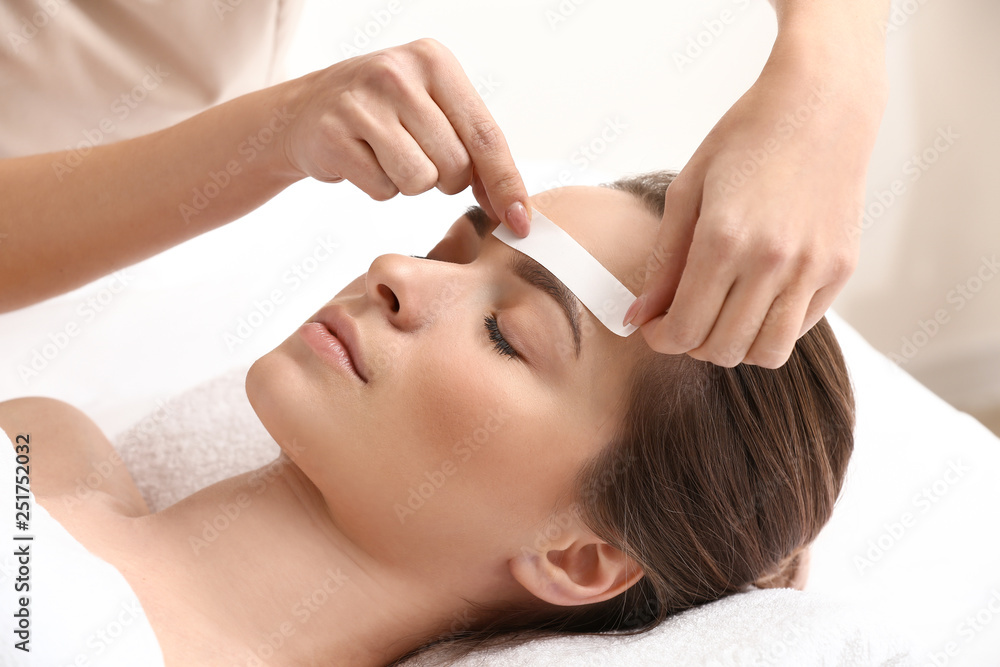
[0, 170, 854, 665]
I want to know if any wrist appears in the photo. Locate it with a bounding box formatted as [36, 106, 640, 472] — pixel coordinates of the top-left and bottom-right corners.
[768, 17, 889, 121]
[774, 0, 889, 46]
[255, 74, 312, 183]
[774, 3, 888, 77]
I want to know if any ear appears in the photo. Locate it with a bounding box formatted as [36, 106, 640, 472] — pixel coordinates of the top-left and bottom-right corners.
[509, 531, 644, 607]
[426, 216, 492, 264]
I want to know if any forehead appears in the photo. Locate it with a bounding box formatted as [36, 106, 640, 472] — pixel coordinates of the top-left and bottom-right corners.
[523, 186, 660, 436]
[526, 186, 660, 297]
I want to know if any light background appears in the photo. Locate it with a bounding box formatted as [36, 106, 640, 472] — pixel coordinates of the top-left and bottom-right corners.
[282, 0, 1000, 426]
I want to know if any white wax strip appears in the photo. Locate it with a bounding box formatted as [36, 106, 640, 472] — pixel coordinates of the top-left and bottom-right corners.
[492, 209, 638, 337]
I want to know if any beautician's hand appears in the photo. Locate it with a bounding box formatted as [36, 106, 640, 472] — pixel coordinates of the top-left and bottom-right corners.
[0, 38, 531, 313]
[281, 39, 532, 236]
[625, 8, 888, 368]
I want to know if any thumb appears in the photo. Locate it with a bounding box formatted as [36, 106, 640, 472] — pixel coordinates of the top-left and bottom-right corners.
[629, 180, 701, 327]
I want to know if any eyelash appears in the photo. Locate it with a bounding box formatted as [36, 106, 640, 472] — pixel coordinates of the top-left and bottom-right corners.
[484, 315, 518, 360]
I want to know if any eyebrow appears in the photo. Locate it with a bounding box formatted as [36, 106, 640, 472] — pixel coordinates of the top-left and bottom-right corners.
[507, 243, 584, 359]
[464, 205, 494, 239]
[463, 205, 583, 357]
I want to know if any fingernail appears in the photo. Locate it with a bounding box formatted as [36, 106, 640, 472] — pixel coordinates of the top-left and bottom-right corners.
[506, 201, 530, 237]
[623, 294, 645, 327]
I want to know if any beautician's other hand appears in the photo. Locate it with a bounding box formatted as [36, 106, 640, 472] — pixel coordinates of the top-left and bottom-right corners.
[625, 18, 887, 368]
[281, 39, 531, 236]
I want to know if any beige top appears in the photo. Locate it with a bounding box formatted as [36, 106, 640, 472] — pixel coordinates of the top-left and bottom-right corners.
[0, 0, 304, 157]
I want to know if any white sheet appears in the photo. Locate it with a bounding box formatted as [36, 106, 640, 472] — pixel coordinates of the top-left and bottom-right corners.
[0, 430, 165, 666]
[1, 163, 998, 664]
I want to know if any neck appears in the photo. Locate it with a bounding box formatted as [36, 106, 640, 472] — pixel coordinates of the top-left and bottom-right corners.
[146, 452, 463, 666]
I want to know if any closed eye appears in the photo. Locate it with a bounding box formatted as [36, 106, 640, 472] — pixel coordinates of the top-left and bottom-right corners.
[484, 315, 518, 360]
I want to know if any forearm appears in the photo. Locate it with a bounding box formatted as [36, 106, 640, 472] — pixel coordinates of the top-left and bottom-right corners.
[762, 0, 891, 135]
[769, 0, 891, 77]
[0, 80, 305, 313]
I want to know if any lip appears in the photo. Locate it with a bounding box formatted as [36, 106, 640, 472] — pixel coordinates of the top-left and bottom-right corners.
[299, 305, 369, 383]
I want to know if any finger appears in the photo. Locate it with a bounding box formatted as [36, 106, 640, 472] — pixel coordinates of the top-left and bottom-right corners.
[328, 138, 399, 201]
[797, 251, 855, 337]
[471, 169, 499, 221]
[687, 272, 784, 367]
[426, 55, 530, 236]
[743, 285, 814, 369]
[797, 281, 842, 338]
[363, 119, 440, 196]
[398, 102, 472, 195]
[640, 240, 740, 356]
[629, 176, 702, 327]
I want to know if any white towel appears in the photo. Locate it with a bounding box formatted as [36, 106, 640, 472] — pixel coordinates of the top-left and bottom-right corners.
[399, 587, 917, 666]
[111, 365, 917, 666]
[113, 365, 276, 513]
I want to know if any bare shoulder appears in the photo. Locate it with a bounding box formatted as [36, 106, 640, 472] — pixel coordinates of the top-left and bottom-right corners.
[0, 397, 150, 517]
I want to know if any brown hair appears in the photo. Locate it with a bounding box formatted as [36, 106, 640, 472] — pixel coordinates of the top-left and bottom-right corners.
[392, 170, 855, 665]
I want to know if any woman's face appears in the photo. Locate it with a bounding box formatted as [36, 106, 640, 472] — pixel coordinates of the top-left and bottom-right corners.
[246, 185, 659, 589]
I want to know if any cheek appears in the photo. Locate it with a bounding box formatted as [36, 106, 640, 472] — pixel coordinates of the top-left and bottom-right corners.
[379, 343, 512, 484]
[378, 349, 594, 553]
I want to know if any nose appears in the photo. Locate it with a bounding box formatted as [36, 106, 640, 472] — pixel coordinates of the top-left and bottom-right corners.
[365, 254, 462, 332]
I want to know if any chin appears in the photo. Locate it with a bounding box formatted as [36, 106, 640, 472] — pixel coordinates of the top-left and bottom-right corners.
[246, 344, 312, 461]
